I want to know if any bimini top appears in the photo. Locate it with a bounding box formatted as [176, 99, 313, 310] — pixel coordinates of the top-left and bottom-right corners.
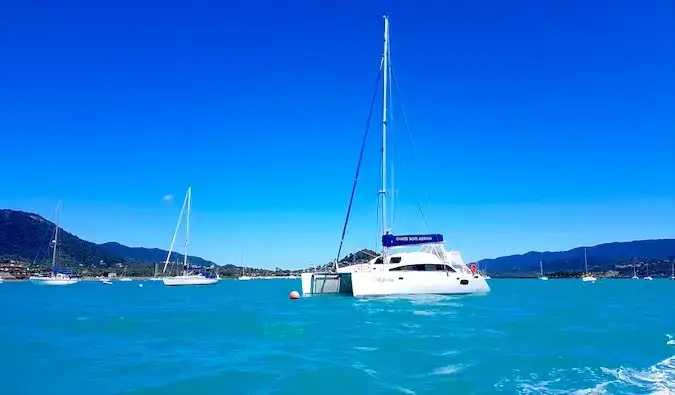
[382, 234, 444, 248]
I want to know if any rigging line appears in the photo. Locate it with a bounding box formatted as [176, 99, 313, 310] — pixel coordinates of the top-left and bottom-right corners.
[31, 205, 59, 267]
[334, 59, 384, 267]
[389, 62, 433, 230]
[388, 55, 396, 231]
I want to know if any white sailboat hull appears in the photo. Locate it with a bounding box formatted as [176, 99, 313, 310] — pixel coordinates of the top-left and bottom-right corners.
[238, 276, 252, 280]
[539, 276, 549, 280]
[582, 276, 596, 282]
[349, 271, 489, 297]
[162, 275, 218, 286]
[29, 276, 79, 286]
[118, 278, 132, 282]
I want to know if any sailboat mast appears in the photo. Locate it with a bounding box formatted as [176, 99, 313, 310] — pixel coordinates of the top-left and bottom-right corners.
[183, 186, 192, 272]
[380, 15, 390, 257]
[51, 202, 61, 269]
[584, 247, 588, 272]
[163, 187, 189, 274]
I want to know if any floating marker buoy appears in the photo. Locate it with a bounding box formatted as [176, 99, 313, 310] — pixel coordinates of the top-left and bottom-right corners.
[289, 290, 300, 300]
[139, 283, 143, 288]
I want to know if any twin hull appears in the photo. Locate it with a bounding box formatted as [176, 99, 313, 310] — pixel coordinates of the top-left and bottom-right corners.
[301, 271, 490, 297]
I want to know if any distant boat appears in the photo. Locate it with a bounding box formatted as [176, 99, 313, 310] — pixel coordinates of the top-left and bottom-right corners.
[581, 247, 596, 282]
[643, 262, 653, 280]
[118, 267, 132, 282]
[482, 265, 491, 280]
[29, 202, 80, 286]
[632, 262, 639, 280]
[671, 261, 674, 280]
[162, 186, 218, 286]
[101, 279, 112, 285]
[149, 263, 163, 281]
[238, 252, 251, 280]
[538, 260, 548, 280]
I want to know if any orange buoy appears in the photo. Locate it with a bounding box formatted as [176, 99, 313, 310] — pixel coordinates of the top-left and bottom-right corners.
[289, 290, 300, 300]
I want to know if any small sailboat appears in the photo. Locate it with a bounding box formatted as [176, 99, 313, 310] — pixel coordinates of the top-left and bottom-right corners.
[118, 267, 132, 282]
[643, 262, 653, 280]
[29, 202, 80, 286]
[482, 264, 491, 280]
[149, 263, 163, 281]
[162, 186, 218, 286]
[631, 262, 639, 279]
[581, 247, 596, 282]
[238, 253, 252, 280]
[538, 260, 549, 280]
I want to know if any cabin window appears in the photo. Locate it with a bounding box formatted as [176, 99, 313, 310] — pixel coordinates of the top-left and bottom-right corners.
[374, 257, 384, 264]
[389, 264, 455, 272]
[389, 257, 402, 264]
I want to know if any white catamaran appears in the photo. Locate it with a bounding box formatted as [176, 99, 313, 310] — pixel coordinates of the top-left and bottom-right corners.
[29, 202, 80, 286]
[581, 247, 596, 282]
[301, 16, 490, 297]
[162, 186, 218, 286]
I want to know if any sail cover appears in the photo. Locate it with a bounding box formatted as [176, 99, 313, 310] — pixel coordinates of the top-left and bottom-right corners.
[382, 234, 444, 247]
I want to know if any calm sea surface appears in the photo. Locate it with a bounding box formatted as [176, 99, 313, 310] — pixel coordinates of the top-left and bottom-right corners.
[1, 279, 673, 394]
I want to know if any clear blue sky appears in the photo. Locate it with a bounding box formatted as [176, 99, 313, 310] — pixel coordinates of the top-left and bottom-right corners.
[1, 0, 674, 268]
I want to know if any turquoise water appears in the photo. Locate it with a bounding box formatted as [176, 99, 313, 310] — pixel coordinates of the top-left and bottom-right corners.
[1, 279, 673, 394]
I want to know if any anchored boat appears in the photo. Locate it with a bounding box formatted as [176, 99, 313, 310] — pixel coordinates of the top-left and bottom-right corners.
[29, 202, 80, 286]
[161, 186, 218, 286]
[301, 16, 489, 297]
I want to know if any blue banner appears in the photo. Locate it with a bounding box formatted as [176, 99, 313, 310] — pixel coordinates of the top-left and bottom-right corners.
[382, 234, 444, 247]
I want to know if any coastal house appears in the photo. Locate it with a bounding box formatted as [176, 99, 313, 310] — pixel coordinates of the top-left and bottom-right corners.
[0, 259, 29, 280]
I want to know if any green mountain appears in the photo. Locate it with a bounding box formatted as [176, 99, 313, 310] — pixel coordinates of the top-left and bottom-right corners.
[477, 239, 675, 277]
[0, 209, 215, 269]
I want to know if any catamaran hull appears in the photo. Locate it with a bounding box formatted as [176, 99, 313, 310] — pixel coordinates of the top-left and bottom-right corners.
[162, 276, 218, 286]
[29, 276, 79, 286]
[350, 271, 490, 297]
[301, 271, 490, 297]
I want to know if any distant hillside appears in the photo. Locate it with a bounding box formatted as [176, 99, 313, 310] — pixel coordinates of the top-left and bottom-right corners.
[478, 239, 675, 277]
[339, 249, 378, 264]
[0, 209, 215, 268]
[99, 242, 214, 267]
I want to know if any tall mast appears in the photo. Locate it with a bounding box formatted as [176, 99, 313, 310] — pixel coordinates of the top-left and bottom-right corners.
[163, 187, 189, 274]
[584, 247, 588, 273]
[380, 15, 390, 256]
[183, 186, 192, 272]
[51, 201, 61, 270]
